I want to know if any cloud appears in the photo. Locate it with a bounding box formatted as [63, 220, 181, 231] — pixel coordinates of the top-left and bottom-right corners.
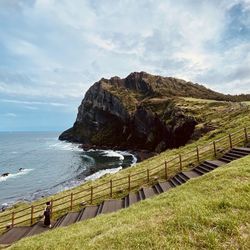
[1, 99, 68, 107]
[0, 0, 249, 96]
[4, 113, 17, 117]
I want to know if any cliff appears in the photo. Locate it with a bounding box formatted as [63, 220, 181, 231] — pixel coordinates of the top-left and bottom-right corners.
[59, 72, 249, 152]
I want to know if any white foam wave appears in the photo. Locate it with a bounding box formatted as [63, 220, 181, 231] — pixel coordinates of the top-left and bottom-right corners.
[0, 169, 33, 182]
[117, 151, 137, 165]
[98, 150, 125, 160]
[49, 141, 82, 152]
[85, 167, 122, 181]
[87, 149, 137, 165]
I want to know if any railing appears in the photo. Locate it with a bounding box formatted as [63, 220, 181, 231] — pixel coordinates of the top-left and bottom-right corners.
[0, 126, 249, 232]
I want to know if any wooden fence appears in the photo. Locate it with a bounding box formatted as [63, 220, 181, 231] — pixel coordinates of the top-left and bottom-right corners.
[0, 126, 249, 232]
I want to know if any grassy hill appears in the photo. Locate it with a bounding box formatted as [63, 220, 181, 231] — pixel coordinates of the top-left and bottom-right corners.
[9, 155, 250, 250]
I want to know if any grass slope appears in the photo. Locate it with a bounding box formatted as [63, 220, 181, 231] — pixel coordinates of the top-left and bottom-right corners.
[10, 156, 250, 250]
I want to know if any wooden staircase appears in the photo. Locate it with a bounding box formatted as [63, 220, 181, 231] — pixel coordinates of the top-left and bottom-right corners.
[1, 147, 249, 246]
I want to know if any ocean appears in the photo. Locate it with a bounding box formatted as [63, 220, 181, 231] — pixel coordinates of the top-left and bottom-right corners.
[0, 132, 136, 208]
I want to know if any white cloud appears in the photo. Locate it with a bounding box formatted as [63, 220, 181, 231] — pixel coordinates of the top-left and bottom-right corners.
[4, 113, 17, 117]
[1, 99, 68, 107]
[0, 0, 249, 99]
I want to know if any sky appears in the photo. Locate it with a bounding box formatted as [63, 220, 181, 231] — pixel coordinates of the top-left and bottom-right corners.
[0, 0, 249, 131]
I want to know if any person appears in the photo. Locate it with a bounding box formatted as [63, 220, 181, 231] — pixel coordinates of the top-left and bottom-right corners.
[44, 201, 52, 228]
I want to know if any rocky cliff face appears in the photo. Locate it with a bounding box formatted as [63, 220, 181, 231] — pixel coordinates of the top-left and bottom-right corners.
[59, 72, 209, 152]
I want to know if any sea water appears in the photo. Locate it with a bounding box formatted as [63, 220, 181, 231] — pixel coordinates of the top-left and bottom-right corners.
[0, 132, 136, 207]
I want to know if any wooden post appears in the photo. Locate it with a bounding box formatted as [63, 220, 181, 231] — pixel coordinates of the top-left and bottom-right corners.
[128, 174, 131, 191]
[164, 161, 168, 179]
[70, 193, 73, 211]
[179, 154, 182, 171]
[229, 133, 232, 148]
[244, 127, 248, 142]
[11, 211, 15, 228]
[90, 186, 93, 204]
[213, 141, 216, 157]
[147, 169, 150, 183]
[50, 199, 53, 219]
[196, 146, 200, 163]
[110, 180, 113, 198]
[30, 205, 34, 225]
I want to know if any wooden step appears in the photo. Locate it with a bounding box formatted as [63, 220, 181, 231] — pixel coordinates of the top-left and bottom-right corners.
[96, 202, 104, 216]
[178, 172, 190, 181]
[125, 192, 140, 207]
[158, 181, 172, 192]
[53, 215, 66, 228]
[195, 165, 210, 173]
[219, 157, 231, 163]
[25, 221, 52, 237]
[233, 147, 250, 153]
[123, 196, 129, 208]
[221, 155, 236, 161]
[54, 212, 79, 228]
[174, 173, 188, 184]
[138, 189, 144, 200]
[204, 160, 225, 168]
[230, 149, 248, 156]
[154, 183, 164, 194]
[201, 162, 217, 170]
[98, 200, 124, 215]
[77, 206, 99, 222]
[182, 170, 201, 178]
[0, 227, 30, 245]
[172, 176, 183, 185]
[223, 153, 240, 160]
[226, 151, 245, 158]
[193, 167, 206, 175]
[169, 177, 180, 187]
[141, 187, 157, 199]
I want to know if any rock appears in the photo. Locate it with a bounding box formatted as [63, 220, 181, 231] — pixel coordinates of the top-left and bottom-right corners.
[155, 141, 167, 153]
[1, 173, 9, 177]
[1, 203, 8, 212]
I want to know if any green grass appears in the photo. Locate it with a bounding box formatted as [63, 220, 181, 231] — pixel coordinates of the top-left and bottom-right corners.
[10, 155, 250, 250]
[181, 97, 224, 103]
[242, 101, 250, 106]
[0, 99, 249, 231]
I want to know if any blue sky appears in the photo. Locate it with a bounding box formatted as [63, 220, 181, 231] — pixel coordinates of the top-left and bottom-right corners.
[0, 0, 249, 131]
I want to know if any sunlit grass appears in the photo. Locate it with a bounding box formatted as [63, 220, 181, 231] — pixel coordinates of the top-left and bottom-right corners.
[10, 155, 250, 250]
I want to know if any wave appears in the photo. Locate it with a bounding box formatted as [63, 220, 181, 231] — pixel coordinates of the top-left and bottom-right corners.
[117, 151, 137, 165]
[87, 149, 137, 166]
[48, 141, 83, 152]
[0, 169, 33, 183]
[89, 149, 125, 160]
[84, 167, 122, 181]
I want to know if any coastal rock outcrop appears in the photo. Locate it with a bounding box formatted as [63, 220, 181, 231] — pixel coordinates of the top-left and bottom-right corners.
[60, 71, 229, 152]
[59, 72, 199, 152]
[1, 173, 9, 177]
